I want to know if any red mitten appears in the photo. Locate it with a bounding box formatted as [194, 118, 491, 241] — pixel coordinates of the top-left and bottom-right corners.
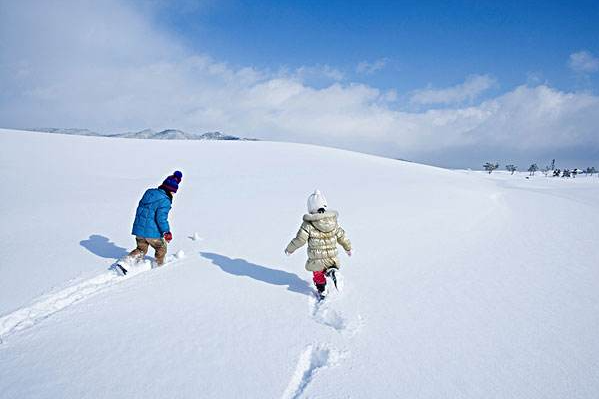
[163, 232, 173, 243]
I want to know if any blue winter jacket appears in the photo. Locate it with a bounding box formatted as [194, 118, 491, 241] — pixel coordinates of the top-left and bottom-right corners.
[131, 188, 172, 238]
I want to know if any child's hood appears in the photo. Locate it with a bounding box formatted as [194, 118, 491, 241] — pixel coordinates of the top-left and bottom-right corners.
[140, 188, 170, 206]
[303, 210, 339, 233]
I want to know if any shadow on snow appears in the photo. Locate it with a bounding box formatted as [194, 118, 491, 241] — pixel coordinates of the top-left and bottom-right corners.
[80, 234, 129, 259]
[200, 252, 312, 297]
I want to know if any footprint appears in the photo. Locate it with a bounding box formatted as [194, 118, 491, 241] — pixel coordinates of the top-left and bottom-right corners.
[309, 286, 364, 338]
[188, 233, 203, 241]
[282, 344, 342, 399]
[312, 301, 347, 331]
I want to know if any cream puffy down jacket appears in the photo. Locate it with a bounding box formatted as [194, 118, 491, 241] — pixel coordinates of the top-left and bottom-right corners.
[286, 210, 352, 272]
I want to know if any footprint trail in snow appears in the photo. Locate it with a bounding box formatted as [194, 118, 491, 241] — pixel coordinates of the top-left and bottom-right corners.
[282, 344, 344, 399]
[283, 273, 363, 397]
[0, 252, 185, 342]
[311, 296, 347, 331]
[310, 273, 363, 336]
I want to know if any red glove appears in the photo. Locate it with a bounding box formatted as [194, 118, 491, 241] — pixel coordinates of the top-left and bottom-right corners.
[163, 232, 173, 243]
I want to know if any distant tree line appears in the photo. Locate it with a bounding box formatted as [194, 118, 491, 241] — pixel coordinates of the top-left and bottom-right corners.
[484, 162, 499, 174]
[481, 158, 597, 179]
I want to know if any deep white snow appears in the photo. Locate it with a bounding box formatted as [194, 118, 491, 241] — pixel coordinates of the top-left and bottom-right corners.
[0, 128, 598, 398]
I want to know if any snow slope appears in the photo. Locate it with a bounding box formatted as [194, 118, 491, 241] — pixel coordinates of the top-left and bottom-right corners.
[0, 128, 598, 398]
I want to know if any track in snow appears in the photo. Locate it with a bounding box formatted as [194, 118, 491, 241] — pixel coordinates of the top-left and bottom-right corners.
[282, 344, 342, 399]
[0, 254, 184, 342]
[311, 297, 347, 331]
[310, 273, 362, 336]
[282, 274, 363, 398]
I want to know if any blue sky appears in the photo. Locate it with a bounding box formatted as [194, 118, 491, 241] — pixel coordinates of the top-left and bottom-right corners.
[1, 0, 598, 168]
[153, 0, 599, 94]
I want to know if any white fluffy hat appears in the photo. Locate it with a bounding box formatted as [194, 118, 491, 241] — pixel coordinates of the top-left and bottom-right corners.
[307, 189, 328, 214]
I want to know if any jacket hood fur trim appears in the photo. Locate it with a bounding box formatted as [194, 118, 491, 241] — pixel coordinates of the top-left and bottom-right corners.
[303, 210, 338, 222]
[303, 210, 338, 233]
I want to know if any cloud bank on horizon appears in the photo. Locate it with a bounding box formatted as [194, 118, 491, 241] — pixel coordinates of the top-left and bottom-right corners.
[0, 0, 598, 168]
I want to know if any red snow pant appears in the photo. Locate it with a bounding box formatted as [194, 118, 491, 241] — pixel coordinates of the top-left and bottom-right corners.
[313, 271, 326, 285]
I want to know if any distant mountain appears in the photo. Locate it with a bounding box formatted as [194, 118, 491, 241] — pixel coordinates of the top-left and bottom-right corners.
[26, 128, 257, 141]
[32, 128, 104, 137]
[197, 131, 245, 141]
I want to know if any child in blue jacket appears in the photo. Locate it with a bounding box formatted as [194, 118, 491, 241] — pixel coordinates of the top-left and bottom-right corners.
[125, 171, 182, 268]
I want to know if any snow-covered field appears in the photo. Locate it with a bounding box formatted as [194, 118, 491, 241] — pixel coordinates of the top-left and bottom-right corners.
[0, 128, 598, 398]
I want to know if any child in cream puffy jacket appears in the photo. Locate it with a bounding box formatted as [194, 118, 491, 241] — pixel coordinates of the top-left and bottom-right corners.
[285, 190, 352, 297]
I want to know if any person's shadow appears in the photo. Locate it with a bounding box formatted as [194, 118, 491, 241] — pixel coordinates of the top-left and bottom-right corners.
[200, 252, 313, 297]
[80, 235, 129, 259]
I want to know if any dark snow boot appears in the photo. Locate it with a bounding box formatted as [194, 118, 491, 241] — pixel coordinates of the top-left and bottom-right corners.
[315, 283, 327, 300]
[325, 267, 338, 289]
[114, 263, 128, 276]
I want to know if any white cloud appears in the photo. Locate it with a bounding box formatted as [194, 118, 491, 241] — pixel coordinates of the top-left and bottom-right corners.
[294, 64, 345, 82]
[452, 85, 599, 150]
[568, 51, 599, 74]
[410, 75, 497, 105]
[1, 0, 598, 167]
[356, 58, 387, 75]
